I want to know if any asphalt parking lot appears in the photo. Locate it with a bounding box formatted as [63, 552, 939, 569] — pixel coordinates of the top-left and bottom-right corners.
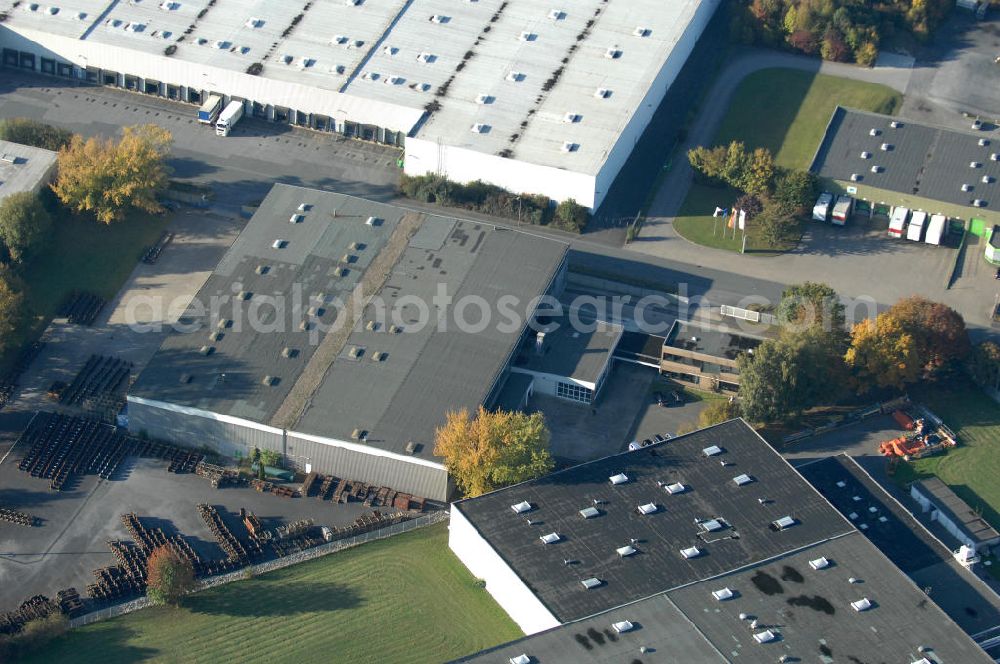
[783, 414, 906, 466]
[0, 444, 376, 614]
[799, 455, 1000, 636]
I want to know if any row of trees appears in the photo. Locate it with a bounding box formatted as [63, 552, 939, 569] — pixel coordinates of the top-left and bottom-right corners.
[736, 282, 974, 424]
[398, 173, 590, 233]
[688, 141, 818, 247]
[729, 0, 954, 66]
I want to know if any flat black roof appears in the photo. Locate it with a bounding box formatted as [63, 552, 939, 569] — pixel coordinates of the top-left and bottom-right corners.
[664, 320, 764, 360]
[799, 455, 1000, 636]
[131, 184, 568, 458]
[914, 477, 1000, 546]
[457, 534, 992, 664]
[813, 107, 1000, 210]
[454, 419, 853, 623]
[511, 317, 622, 384]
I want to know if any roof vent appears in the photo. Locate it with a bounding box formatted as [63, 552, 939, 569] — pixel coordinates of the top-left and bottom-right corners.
[217, 319, 232, 329]
[405, 441, 417, 455]
[199, 345, 215, 356]
[771, 515, 796, 530]
[890, 120, 901, 128]
[289, 214, 303, 223]
[973, 199, 986, 207]
[563, 112, 581, 123]
[611, 620, 634, 633]
[366, 216, 381, 226]
[850, 173, 861, 182]
[991, 153, 999, 161]
[579, 506, 600, 519]
[616, 545, 637, 558]
[880, 143, 891, 151]
[417, 52, 436, 63]
[273, 239, 288, 248]
[604, 46, 623, 59]
[178, 373, 192, 384]
[702, 445, 723, 457]
[549, 9, 566, 20]
[700, 518, 724, 532]
[475, 93, 494, 104]
[371, 351, 387, 362]
[809, 556, 830, 570]
[633, 27, 651, 37]
[261, 375, 278, 386]
[983, 175, 993, 184]
[519, 31, 537, 42]
[255, 264, 270, 275]
[594, 87, 612, 99]
[637, 503, 658, 515]
[851, 597, 872, 612]
[540, 532, 561, 544]
[561, 142, 579, 153]
[237, 290, 252, 301]
[860, 151, 871, 159]
[209, 331, 223, 342]
[971, 161, 981, 168]
[509, 655, 530, 664]
[753, 630, 777, 644]
[979, 138, 989, 146]
[869, 128, 880, 137]
[471, 123, 491, 134]
[581, 577, 602, 589]
[680, 546, 701, 559]
[961, 183, 973, 192]
[348, 346, 364, 359]
[871, 165, 882, 174]
[733, 473, 754, 486]
[281, 347, 297, 358]
[609, 473, 629, 485]
[430, 14, 450, 24]
[712, 587, 734, 601]
[506, 71, 525, 82]
[665, 482, 686, 494]
[511, 501, 532, 514]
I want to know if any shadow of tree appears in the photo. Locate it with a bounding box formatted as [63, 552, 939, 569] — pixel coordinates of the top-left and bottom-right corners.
[19, 623, 159, 664]
[186, 579, 361, 618]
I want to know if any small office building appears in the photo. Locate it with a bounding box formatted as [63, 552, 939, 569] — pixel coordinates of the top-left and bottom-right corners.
[912, 477, 1000, 554]
[660, 320, 765, 391]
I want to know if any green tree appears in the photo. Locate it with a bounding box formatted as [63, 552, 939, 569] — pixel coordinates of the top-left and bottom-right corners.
[772, 170, 818, 212]
[553, 198, 589, 233]
[777, 281, 846, 332]
[146, 545, 196, 606]
[51, 124, 172, 224]
[434, 406, 553, 498]
[688, 145, 729, 182]
[0, 118, 73, 151]
[0, 192, 52, 264]
[754, 200, 799, 247]
[845, 314, 921, 392]
[0, 272, 24, 357]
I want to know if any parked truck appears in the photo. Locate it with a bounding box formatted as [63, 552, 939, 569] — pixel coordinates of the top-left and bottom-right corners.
[197, 94, 223, 124]
[831, 195, 853, 226]
[924, 214, 946, 245]
[812, 192, 833, 222]
[888, 206, 909, 238]
[907, 210, 927, 241]
[215, 100, 244, 136]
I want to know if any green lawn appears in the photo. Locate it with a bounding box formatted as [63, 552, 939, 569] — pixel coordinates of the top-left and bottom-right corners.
[674, 68, 902, 252]
[3, 209, 169, 371]
[893, 383, 1000, 530]
[714, 69, 901, 171]
[25, 523, 521, 664]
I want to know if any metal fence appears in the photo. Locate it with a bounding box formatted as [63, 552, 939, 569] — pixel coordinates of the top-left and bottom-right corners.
[720, 305, 777, 326]
[70, 510, 449, 628]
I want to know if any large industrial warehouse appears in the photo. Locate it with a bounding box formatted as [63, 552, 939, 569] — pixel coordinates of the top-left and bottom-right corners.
[128, 184, 570, 501]
[0, 0, 720, 208]
[449, 419, 992, 662]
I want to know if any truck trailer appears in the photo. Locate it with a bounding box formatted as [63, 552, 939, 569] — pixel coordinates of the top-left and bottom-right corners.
[813, 193, 833, 222]
[215, 100, 244, 136]
[197, 94, 223, 124]
[888, 206, 909, 238]
[831, 195, 853, 226]
[924, 214, 946, 245]
[907, 210, 927, 241]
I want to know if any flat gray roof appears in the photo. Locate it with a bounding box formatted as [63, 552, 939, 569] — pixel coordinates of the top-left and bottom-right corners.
[511, 317, 621, 384]
[130, 184, 567, 459]
[0, 140, 57, 202]
[454, 419, 854, 623]
[813, 107, 1000, 210]
[914, 477, 1000, 546]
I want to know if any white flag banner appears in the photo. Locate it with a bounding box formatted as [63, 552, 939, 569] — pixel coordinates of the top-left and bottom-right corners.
[713, 207, 726, 218]
[738, 209, 747, 229]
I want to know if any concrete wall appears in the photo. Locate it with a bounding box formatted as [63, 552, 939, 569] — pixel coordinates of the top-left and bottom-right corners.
[404, 136, 598, 208]
[127, 396, 449, 500]
[448, 505, 561, 635]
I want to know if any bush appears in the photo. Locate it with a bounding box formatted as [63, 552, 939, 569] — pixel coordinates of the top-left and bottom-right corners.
[552, 199, 588, 233]
[0, 191, 52, 264]
[754, 200, 800, 247]
[259, 448, 281, 467]
[0, 118, 73, 151]
[772, 170, 818, 214]
[398, 174, 556, 226]
[0, 613, 67, 661]
[698, 399, 741, 428]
